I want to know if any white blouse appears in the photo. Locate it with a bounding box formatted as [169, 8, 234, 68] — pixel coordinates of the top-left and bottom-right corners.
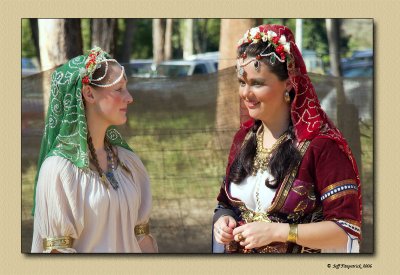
[31, 146, 157, 253]
[230, 170, 275, 212]
[230, 170, 359, 253]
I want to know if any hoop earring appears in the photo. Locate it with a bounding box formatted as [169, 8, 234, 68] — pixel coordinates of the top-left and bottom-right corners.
[284, 91, 291, 103]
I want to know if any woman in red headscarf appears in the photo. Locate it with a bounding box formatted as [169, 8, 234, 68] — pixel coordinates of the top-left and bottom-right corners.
[212, 24, 362, 253]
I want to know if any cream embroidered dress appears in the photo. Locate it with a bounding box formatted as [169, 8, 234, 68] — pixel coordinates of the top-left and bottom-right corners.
[31, 147, 157, 253]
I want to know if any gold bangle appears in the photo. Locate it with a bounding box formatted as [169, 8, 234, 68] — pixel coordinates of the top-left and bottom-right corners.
[287, 224, 298, 244]
[134, 223, 150, 236]
[43, 236, 73, 250]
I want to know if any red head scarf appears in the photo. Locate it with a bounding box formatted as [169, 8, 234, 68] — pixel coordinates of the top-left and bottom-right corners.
[238, 24, 362, 219]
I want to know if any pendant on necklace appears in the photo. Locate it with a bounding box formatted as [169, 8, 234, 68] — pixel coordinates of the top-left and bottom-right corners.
[106, 171, 119, 190]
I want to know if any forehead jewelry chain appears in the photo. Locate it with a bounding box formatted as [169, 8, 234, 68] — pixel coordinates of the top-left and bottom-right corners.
[236, 56, 262, 77]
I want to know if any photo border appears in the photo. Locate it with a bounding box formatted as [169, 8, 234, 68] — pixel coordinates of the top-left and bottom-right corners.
[3, 0, 396, 273]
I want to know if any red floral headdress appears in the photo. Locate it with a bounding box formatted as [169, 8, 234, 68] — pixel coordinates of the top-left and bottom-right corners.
[238, 26, 291, 62]
[79, 46, 125, 87]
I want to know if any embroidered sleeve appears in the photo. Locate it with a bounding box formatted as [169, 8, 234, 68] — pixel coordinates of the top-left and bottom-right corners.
[313, 138, 361, 240]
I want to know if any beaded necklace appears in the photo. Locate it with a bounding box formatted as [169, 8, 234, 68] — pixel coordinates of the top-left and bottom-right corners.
[104, 144, 119, 190]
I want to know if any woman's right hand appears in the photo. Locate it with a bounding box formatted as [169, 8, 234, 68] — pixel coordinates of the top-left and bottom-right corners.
[213, 215, 237, 244]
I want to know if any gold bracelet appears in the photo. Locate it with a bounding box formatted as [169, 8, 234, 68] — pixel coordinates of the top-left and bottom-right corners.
[43, 236, 73, 250]
[134, 223, 150, 236]
[287, 224, 298, 244]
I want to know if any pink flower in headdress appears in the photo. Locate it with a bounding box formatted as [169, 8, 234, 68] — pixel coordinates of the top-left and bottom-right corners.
[82, 76, 90, 84]
[272, 36, 280, 45]
[275, 44, 284, 54]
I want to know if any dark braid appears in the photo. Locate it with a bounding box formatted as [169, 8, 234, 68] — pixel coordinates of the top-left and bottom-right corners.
[87, 131, 105, 177]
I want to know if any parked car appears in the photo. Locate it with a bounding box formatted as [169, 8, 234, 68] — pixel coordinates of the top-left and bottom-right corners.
[22, 57, 40, 77]
[123, 59, 153, 77]
[154, 59, 217, 77]
[341, 49, 373, 77]
[186, 51, 219, 70]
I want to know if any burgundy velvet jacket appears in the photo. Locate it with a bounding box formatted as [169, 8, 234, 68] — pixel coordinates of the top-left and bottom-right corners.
[214, 120, 361, 253]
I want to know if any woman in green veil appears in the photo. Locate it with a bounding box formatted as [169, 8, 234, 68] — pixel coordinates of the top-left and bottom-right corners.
[31, 47, 157, 253]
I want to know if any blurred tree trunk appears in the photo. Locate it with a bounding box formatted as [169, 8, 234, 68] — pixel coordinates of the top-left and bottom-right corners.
[193, 19, 208, 53]
[153, 19, 166, 64]
[216, 19, 255, 146]
[326, 19, 345, 105]
[182, 19, 193, 59]
[152, 19, 173, 62]
[164, 19, 173, 60]
[118, 19, 136, 63]
[91, 19, 116, 55]
[29, 19, 40, 67]
[326, 19, 362, 177]
[38, 19, 82, 116]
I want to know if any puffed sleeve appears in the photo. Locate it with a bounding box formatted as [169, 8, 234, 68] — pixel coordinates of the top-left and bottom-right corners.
[120, 148, 158, 252]
[31, 156, 84, 253]
[311, 138, 361, 252]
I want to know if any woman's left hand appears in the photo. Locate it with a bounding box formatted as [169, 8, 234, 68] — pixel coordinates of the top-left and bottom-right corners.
[232, 222, 288, 249]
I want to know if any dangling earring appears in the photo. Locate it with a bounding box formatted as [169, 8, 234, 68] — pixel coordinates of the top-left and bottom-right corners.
[284, 91, 291, 103]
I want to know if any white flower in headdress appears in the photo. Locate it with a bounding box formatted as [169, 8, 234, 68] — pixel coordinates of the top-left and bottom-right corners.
[261, 33, 268, 42]
[250, 27, 260, 37]
[284, 42, 291, 53]
[279, 35, 287, 45]
[244, 29, 250, 39]
[267, 30, 277, 40]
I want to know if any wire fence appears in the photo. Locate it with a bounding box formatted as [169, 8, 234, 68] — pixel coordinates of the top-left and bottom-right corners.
[21, 67, 373, 253]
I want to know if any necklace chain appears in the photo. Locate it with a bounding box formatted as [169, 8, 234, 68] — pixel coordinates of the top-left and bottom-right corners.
[255, 178, 262, 212]
[252, 127, 288, 215]
[252, 128, 288, 176]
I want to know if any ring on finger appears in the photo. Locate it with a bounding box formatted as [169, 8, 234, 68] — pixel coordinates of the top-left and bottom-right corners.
[237, 233, 245, 242]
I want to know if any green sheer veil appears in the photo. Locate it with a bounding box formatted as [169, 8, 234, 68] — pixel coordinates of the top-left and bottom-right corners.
[32, 47, 132, 214]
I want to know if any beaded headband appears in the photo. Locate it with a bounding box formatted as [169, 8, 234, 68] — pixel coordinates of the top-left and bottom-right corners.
[236, 27, 291, 76]
[79, 46, 126, 88]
